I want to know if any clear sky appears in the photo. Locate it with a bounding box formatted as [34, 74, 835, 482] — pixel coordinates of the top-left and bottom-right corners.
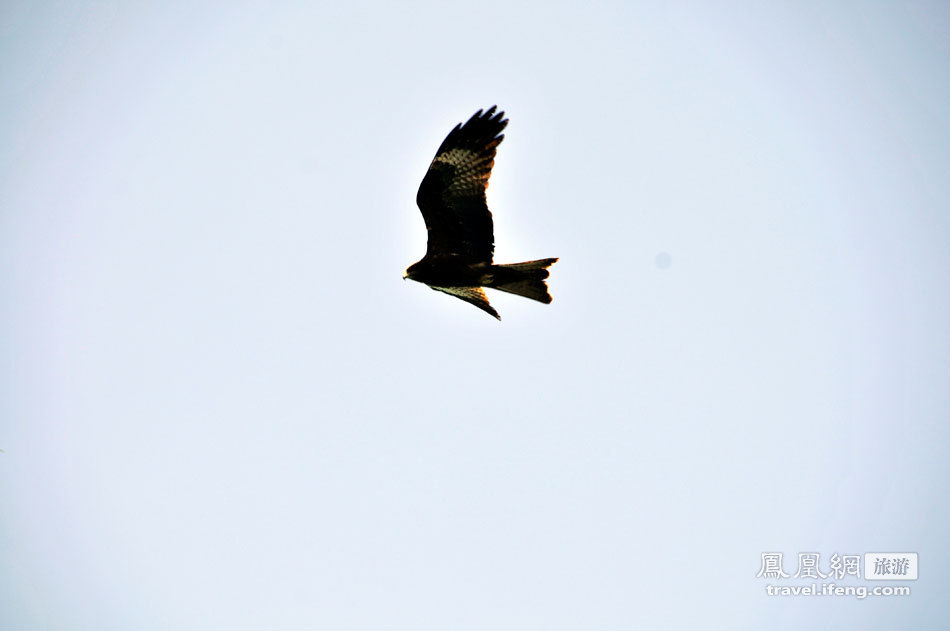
[2, 1, 948, 629]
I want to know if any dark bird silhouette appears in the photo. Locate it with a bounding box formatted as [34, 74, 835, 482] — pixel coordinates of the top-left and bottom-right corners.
[404, 106, 557, 320]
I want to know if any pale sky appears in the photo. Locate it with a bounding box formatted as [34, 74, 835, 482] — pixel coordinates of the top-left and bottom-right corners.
[2, 2, 949, 629]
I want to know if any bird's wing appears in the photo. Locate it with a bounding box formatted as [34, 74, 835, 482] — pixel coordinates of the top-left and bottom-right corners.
[415, 106, 507, 263]
[430, 286, 500, 320]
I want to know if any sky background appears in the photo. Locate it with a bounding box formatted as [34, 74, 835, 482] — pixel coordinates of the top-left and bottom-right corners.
[2, 1, 948, 629]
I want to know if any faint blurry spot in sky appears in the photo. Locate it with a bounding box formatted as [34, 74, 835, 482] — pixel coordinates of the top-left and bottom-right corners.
[655, 252, 672, 270]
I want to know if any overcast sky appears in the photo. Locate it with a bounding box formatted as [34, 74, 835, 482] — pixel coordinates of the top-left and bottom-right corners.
[2, 1, 949, 629]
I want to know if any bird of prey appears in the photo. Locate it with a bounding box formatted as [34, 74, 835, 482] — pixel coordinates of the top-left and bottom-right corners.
[404, 106, 558, 320]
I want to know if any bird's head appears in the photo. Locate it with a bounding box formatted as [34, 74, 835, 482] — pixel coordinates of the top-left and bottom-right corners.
[403, 261, 420, 281]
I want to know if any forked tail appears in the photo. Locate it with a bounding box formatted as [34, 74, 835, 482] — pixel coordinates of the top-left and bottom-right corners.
[491, 258, 558, 303]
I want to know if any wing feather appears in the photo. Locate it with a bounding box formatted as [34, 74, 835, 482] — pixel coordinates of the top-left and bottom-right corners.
[430, 286, 500, 320]
[416, 107, 508, 263]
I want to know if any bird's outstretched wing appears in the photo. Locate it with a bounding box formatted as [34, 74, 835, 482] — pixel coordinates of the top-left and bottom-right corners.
[430, 286, 500, 320]
[415, 106, 508, 263]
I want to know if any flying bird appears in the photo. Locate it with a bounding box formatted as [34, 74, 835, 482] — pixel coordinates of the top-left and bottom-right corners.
[404, 106, 558, 320]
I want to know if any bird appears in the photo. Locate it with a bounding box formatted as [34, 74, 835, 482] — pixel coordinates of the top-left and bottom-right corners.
[404, 106, 558, 320]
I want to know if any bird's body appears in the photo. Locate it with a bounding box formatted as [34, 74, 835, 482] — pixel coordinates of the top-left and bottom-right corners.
[404, 106, 557, 320]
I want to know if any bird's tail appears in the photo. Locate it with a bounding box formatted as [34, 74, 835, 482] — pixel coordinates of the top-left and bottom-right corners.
[490, 258, 558, 303]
